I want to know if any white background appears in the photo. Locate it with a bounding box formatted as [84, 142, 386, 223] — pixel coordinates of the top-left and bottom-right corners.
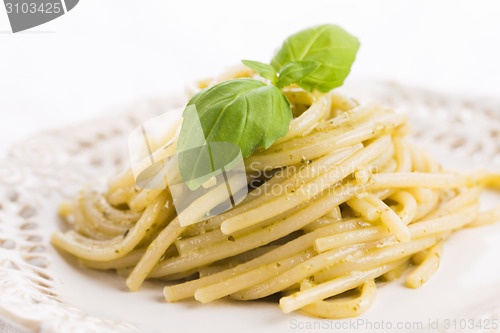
[0, 0, 499, 156]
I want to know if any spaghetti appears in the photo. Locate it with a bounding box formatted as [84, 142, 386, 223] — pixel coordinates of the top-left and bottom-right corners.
[52, 65, 500, 319]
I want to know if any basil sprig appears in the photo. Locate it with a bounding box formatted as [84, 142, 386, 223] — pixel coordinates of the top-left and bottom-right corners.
[177, 24, 359, 190]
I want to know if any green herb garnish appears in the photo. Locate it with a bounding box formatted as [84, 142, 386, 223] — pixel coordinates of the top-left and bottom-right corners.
[177, 24, 359, 190]
[240, 60, 278, 83]
[271, 24, 360, 92]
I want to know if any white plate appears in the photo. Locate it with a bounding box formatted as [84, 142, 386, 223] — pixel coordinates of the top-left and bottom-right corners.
[0, 82, 499, 333]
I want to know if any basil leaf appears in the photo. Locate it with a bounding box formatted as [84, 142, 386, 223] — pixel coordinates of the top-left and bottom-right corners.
[181, 78, 291, 156]
[276, 60, 320, 89]
[241, 60, 277, 82]
[271, 24, 360, 93]
[177, 104, 206, 150]
[177, 142, 242, 191]
[177, 78, 292, 189]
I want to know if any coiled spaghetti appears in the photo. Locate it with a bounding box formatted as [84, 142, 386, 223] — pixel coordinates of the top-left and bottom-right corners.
[52, 65, 500, 319]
